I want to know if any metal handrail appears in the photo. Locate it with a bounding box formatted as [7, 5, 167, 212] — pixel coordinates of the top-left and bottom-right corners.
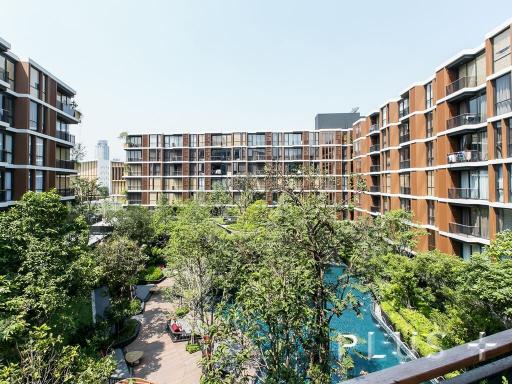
[447, 188, 481, 200]
[445, 76, 477, 95]
[446, 113, 483, 129]
[369, 124, 379, 133]
[447, 150, 485, 164]
[369, 144, 380, 153]
[400, 187, 411, 195]
[399, 160, 411, 169]
[369, 165, 381, 173]
[399, 134, 410, 144]
[449, 222, 482, 238]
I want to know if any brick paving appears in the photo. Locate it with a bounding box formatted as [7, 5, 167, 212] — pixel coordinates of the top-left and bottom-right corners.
[125, 279, 202, 384]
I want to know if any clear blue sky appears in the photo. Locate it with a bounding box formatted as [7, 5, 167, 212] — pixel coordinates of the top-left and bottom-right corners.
[2, 0, 511, 159]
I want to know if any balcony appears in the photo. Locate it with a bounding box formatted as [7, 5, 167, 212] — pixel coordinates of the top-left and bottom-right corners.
[399, 160, 410, 169]
[163, 172, 182, 177]
[56, 159, 75, 170]
[0, 189, 6, 202]
[399, 133, 410, 144]
[449, 222, 487, 239]
[56, 130, 76, 144]
[370, 205, 381, 213]
[448, 188, 482, 200]
[165, 156, 183, 162]
[0, 149, 11, 163]
[369, 124, 379, 134]
[496, 99, 512, 116]
[210, 155, 231, 161]
[447, 150, 486, 164]
[0, 108, 13, 124]
[369, 185, 380, 193]
[57, 188, 74, 197]
[57, 100, 76, 116]
[400, 186, 411, 195]
[445, 76, 477, 96]
[446, 113, 483, 130]
[0, 68, 7, 83]
[369, 165, 381, 173]
[399, 107, 410, 119]
[369, 144, 380, 153]
[248, 155, 266, 161]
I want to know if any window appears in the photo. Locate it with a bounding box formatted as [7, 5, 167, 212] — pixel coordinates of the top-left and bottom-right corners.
[0, 93, 14, 125]
[495, 73, 511, 115]
[29, 101, 38, 130]
[284, 133, 302, 146]
[28, 137, 32, 165]
[164, 135, 182, 148]
[320, 132, 335, 145]
[35, 170, 44, 192]
[211, 134, 231, 147]
[428, 200, 435, 226]
[425, 82, 433, 109]
[427, 141, 434, 166]
[399, 97, 409, 118]
[30, 66, 40, 98]
[427, 171, 435, 196]
[399, 146, 410, 169]
[233, 133, 245, 146]
[426, 112, 434, 137]
[272, 133, 282, 146]
[127, 136, 142, 147]
[247, 134, 265, 146]
[127, 179, 141, 190]
[381, 105, 388, 126]
[496, 208, 512, 232]
[149, 134, 160, 147]
[509, 164, 512, 203]
[508, 119, 512, 157]
[149, 164, 161, 176]
[399, 173, 410, 195]
[149, 149, 160, 161]
[1, 170, 13, 201]
[496, 165, 504, 202]
[272, 147, 282, 160]
[42, 75, 48, 102]
[248, 148, 265, 161]
[35, 137, 44, 166]
[495, 122, 503, 159]
[382, 128, 387, 148]
[0, 56, 15, 88]
[0, 132, 13, 163]
[284, 147, 302, 160]
[400, 198, 411, 212]
[309, 132, 319, 146]
[127, 150, 142, 161]
[428, 229, 436, 251]
[493, 28, 511, 73]
[399, 123, 410, 143]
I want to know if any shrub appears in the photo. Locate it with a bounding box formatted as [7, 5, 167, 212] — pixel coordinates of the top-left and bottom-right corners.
[175, 306, 190, 318]
[186, 343, 201, 354]
[142, 265, 163, 282]
[129, 298, 142, 316]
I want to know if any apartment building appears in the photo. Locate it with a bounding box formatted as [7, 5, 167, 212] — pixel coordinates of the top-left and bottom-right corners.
[0, 36, 79, 208]
[110, 160, 125, 204]
[350, 19, 512, 259]
[123, 113, 359, 207]
[77, 159, 126, 204]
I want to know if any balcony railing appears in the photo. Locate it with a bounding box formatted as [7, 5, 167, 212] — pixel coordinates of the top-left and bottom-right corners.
[163, 172, 182, 177]
[56, 159, 75, 170]
[369, 124, 379, 133]
[447, 150, 486, 164]
[448, 187, 482, 200]
[496, 99, 512, 115]
[399, 160, 410, 169]
[248, 155, 266, 161]
[210, 156, 231, 161]
[0, 68, 7, 82]
[449, 222, 486, 238]
[57, 101, 76, 116]
[369, 185, 380, 193]
[0, 108, 13, 124]
[127, 199, 142, 205]
[0, 149, 11, 163]
[56, 130, 76, 144]
[369, 144, 380, 153]
[127, 157, 143, 162]
[399, 133, 410, 144]
[164, 156, 183, 162]
[400, 186, 411, 195]
[399, 107, 409, 118]
[0, 189, 6, 202]
[445, 76, 477, 95]
[370, 205, 381, 213]
[369, 165, 380, 173]
[446, 113, 483, 129]
[57, 188, 74, 197]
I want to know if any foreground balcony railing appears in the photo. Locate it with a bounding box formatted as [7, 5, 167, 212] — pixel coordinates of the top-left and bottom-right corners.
[343, 328, 512, 384]
[399, 160, 411, 169]
[0, 108, 13, 124]
[369, 165, 381, 173]
[369, 124, 379, 133]
[496, 99, 512, 116]
[448, 188, 482, 200]
[56, 159, 75, 169]
[56, 130, 75, 144]
[56, 101, 76, 116]
[57, 188, 74, 197]
[449, 222, 487, 238]
[399, 107, 410, 118]
[369, 144, 380, 153]
[445, 76, 477, 96]
[210, 155, 231, 161]
[370, 205, 381, 213]
[447, 150, 486, 164]
[446, 113, 483, 129]
[399, 133, 410, 144]
[164, 156, 183, 161]
[127, 199, 142, 205]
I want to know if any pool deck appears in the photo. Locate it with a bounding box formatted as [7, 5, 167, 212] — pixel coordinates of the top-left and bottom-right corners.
[124, 278, 202, 384]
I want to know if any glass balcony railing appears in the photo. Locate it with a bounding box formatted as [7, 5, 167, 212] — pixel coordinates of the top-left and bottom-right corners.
[127, 199, 142, 205]
[0, 69, 8, 83]
[369, 124, 379, 133]
[369, 185, 380, 193]
[57, 188, 74, 197]
[399, 133, 410, 144]
[0, 108, 13, 124]
[369, 165, 380, 173]
[447, 150, 486, 164]
[445, 76, 477, 96]
[56, 159, 75, 170]
[447, 188, 482, 199]
[400, 186, 411, 194]
[449, 222, 487, 239]
[57, 101, 76, 116]
[446, 113, 483, 129]
[399, 160, 411, 169]
[369, 144, 380, 153]
[370, 205, 381, 213]
[399, 107, 410, 118]
[496, 99, 512, 116]
[56, 130, 75, 144]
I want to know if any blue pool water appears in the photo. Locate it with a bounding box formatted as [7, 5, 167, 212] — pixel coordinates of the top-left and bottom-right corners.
[327, 266, 411, 379]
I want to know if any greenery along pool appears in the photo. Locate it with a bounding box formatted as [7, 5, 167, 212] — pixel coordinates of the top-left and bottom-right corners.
[326, 266, 412, 379]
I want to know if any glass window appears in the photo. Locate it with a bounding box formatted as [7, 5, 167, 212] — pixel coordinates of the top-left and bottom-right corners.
[35, 137, 44, 166]
[400, 173, 410, 194]
[495, 122, 503, 159]
[399, 97, 409, 118]
[164, 135, 182, 148]
[149, 134, 160, 147]
[427, 141, 434, 166]
[30, 66, 40, 98]
[508, 119, 512, 157]
[400, 198, 411, 212]
[29, 101, 38, 130]
[425, 82, 433, 109]
[381, 105, 388, 126]
[127, 136, 142, 147]
[284, 133, 302, 146]
[127, 150, 142, 161]
[35, 170, 44, 192]
[495, 73, 512, 115]
[426, 112, 433, 137]
[428, 200, 435, 225]
[493, 28, 511, 73]
[247, 134, 265, 146]
[496, 165, 504, 202]
[427, 171, 435, 196]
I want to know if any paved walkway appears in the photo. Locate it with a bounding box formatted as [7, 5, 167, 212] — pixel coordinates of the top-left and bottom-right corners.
[125, 278, 202, 384]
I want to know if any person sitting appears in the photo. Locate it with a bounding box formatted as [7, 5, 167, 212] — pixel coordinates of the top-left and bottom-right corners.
[171, 322, 182, 333]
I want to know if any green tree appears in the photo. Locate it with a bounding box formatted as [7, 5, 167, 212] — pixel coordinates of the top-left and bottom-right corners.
[486, 229, 512, 261]
[72, 177, 107, 222]
[111, 206, 155, 246]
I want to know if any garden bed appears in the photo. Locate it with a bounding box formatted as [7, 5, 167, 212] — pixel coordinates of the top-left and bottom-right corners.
[111, 319, 141, 349]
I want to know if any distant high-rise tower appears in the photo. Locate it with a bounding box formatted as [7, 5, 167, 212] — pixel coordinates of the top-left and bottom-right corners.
[95, 140, 110, 192]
